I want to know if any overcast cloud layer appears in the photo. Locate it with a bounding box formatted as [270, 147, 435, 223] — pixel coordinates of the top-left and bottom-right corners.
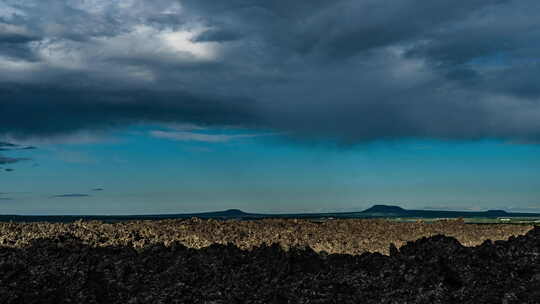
[1, 0, 539, 143]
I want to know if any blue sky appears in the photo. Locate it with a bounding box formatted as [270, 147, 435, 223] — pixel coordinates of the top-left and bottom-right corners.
[1, 1, 540, 214]
[1, 126, 539, 215]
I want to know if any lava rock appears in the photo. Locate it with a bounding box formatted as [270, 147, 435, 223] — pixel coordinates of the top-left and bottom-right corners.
[0, 221, 538, 303]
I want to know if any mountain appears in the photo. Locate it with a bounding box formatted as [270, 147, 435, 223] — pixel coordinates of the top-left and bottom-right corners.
[356, 205, 522, 219]
[1, 205, 539, 223]
[196, 209, 250, 218]
[361, 205, 408, 215]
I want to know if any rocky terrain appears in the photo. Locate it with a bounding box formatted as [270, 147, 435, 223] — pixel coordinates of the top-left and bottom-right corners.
[0, 219, 538, 303]
[0, 218, 534, 255]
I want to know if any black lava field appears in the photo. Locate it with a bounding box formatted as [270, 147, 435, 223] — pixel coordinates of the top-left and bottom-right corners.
[1, 226, 539, 303]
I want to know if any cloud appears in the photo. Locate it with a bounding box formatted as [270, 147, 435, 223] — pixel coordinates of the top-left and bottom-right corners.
[0, 23, 40, 61]
[0, 142, 37, 151]
[0, 85, 259, 137]
[164, 123, 208, 131]
[0, 142, 17, 147]
[0, 192, 11, 200]
[51, 193, 91, 198]
[149, 130, 274, 143]
[0, 0, 539, 143]
[192, 29, 243, 43]
[0, 141, 33, 166]
[0, 156, 28, 165]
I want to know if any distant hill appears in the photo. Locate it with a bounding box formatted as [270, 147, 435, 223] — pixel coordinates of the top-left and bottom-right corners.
[362, 205, 408, 215]
[0, 205, 539, 223]
[358, 205, 519, 219]
[189, 209, 250, 218]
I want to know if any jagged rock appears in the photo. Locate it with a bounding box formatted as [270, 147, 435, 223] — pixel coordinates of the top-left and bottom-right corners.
[0, 221, 538, 303]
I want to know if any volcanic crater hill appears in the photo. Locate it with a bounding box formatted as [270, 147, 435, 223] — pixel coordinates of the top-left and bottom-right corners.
[0, 222, 539, 303]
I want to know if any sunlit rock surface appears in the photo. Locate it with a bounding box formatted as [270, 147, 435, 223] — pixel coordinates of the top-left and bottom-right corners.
[0, 219, 538, 303]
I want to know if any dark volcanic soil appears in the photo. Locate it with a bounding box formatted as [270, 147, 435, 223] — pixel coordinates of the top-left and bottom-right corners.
[0, 219, 538, 303]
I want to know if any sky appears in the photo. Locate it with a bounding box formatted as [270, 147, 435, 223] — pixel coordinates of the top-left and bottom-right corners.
[0, 0, 539, 215]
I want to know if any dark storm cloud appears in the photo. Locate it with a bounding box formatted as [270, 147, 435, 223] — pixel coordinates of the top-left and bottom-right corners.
[0, 84, 260, 137]
[192, 29, 242, 43]
[0, 22, 40, 61]
[179, 0, 510, 58]
[0, 30, 37, 44]
[0, 0, 539, 143]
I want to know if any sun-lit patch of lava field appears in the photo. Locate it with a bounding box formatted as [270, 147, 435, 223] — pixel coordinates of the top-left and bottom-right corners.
[1, 219, 539, 303]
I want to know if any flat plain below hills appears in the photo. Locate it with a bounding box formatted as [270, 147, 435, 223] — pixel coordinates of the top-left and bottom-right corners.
[0, 218, 535, 254]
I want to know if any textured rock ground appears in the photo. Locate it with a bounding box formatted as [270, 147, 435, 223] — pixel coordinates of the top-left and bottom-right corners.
[0, 219, 538, 303]
[0, 218, 533, 254]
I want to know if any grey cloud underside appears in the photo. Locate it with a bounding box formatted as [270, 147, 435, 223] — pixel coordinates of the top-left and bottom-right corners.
[0, 85, 260, 136]
[0, 0, 539, 143]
